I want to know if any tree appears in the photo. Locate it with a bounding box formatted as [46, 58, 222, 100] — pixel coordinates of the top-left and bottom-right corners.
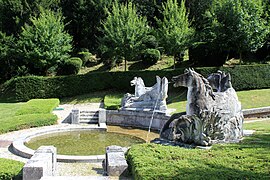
[156, 0, 194, 68]
[213, 0, 269, 61]
[18, 9, 72, 75]
[0, 0, 61, 36]
[99, 1, 149, 71]
[61, 0, 113, 53]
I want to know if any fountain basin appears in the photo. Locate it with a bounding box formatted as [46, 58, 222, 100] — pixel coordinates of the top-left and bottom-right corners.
[13, 125, 141, 162]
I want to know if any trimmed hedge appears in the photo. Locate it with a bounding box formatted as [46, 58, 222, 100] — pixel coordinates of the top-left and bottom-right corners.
[1, 65, 270, 101]
[0, 158, 24, 180]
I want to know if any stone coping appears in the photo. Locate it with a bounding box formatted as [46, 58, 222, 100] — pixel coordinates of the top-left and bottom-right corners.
[243, 106, 270, 117]
[12, 125, 107, 163]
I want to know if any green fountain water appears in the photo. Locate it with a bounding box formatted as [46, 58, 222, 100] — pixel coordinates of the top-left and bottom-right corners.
[25, 131, 145, 155]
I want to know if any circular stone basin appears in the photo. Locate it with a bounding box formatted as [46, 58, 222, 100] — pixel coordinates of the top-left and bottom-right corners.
[25, 131, 145, 156]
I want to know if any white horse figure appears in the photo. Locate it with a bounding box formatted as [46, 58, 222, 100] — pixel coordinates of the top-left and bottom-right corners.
[122, 76, 168, 111]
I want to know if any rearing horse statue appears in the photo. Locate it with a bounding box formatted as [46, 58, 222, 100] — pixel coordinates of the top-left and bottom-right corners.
[160, 68, 243, 146]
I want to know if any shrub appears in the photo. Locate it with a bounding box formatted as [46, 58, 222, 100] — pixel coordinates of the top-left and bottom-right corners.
[141, 35, 159, 49]
[0, 158, 24, 180]
[141, 49, 160, 65]
[57, 57, 82, 75]
[18, 9, 72, 75]
[78, 49, 97, 66]
[2, 65, 270, 102]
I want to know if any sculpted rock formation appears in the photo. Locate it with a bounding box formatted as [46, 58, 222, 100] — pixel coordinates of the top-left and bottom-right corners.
[121, 76, 168, 112]
[160, 69, 243, 146]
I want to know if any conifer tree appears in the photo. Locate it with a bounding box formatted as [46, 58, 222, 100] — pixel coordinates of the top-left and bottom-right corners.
[19, 9, 72, 75]
[99, 1, 149, 71]
[156, 0, 194, 68]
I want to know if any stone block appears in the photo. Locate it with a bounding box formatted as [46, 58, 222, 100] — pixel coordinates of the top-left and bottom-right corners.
[23, 146, 57, 180]
[71, 109, 79, 124]
[104, 146, 128, 176]
[99, 109, 106, 124]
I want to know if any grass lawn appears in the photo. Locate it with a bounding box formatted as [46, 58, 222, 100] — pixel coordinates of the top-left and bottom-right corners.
[127, 120, 270, 179]
[0, 99, 59, 134]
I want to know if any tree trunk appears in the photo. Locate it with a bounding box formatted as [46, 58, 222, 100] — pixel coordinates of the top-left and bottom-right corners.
[239, 52, 242, 65]
[124, 59, 127, 71]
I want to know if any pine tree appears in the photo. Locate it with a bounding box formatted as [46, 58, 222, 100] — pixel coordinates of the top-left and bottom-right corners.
[99, 1, 149, 71]
[19, 9, 72, 75]
[156, 0, 194, 69]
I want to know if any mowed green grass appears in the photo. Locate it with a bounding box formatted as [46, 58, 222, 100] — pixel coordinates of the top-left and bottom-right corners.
[127, 120, 270, 179]
[0, 99, 59, 134]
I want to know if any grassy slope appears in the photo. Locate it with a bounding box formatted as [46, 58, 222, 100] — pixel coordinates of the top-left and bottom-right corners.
[0, 99, 59, 134]
[127, 120, 270, 179]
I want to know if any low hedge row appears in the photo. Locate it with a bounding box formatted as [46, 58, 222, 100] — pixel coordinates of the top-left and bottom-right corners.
[0, 158, 24, 180]
[2, 65, 270, 101]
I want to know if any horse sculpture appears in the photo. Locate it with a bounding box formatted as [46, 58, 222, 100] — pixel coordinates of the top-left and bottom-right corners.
[160, 68, 243, 146]
[121, 76, 168, 111]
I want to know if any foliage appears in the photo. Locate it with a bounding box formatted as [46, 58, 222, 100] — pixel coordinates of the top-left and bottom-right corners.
[156, 0, 194, 67]
[18, 8, 72, 75]
[0, 31, 18, 83]
[0, 158, 24, 180]
[141, 49, 161, 65]
[61, 0, 113, 52]
[214, 0, 269, 59]
[78, 49, 96, 66]
[99, 0, 150, 71]
[141, 35, 159, 49]
[2, 65, 270, 101]
[0, 0, 61, 36]
[127, 120, 270, 179]
[57, 57, 82, 75]
[0, 99, 59, 134]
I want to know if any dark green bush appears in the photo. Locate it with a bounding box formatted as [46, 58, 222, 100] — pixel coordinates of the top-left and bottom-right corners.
[57, 57, 82, 75]
[141, 35, 159, 49]
[141, 49, 160, 65]
[2, 65, 270, 102]
[0, 158, 24, 180]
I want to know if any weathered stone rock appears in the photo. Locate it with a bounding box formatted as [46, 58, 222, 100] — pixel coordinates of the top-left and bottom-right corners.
[104, 145, 128, 176]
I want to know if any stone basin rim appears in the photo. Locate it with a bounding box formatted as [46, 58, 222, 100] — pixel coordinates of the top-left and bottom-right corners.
[12, 125, 108, 163]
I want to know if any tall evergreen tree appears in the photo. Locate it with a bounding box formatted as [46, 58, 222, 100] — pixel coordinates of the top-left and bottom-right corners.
[157, 0, 194, 68]
[18, 9, 72, 75]
[99, 1, 149, 71]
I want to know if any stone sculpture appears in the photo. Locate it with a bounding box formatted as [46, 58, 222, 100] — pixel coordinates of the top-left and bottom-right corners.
[121, 76, 168, 112]
[160, 68, 243, 146]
